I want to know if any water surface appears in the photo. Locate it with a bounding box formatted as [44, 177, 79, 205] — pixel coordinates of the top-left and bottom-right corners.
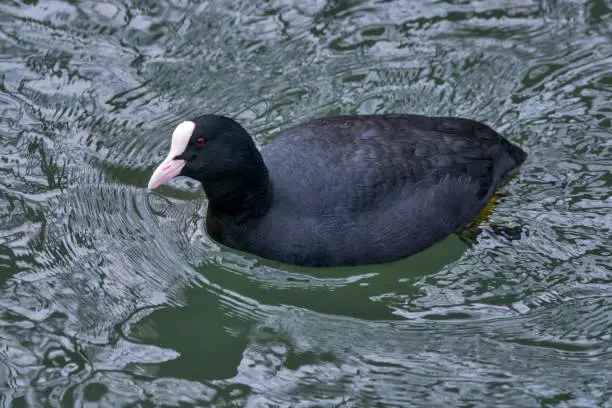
[1, 0, 611, 406]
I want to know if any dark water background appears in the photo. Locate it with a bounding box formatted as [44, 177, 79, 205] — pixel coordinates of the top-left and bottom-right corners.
[1, 0, 611, 406]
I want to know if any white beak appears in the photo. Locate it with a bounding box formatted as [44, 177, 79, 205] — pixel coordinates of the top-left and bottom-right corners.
[147, 158, 186, 190]
[147, 120, 195, 190]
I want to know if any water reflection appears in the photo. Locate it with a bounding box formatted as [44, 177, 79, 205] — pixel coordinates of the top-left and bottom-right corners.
[0, 0, 611, 406]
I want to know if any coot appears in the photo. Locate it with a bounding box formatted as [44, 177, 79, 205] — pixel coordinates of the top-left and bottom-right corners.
[148, 114, 526, 267]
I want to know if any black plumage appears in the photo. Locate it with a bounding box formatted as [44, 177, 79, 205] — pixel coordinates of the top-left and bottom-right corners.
[158, 114, 526, 267]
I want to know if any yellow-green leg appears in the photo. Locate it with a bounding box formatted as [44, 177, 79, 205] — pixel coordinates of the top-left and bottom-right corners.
[456, 192, 504, 242]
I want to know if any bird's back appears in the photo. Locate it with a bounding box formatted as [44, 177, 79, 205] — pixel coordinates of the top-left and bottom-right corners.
[263, 115, 524, 214]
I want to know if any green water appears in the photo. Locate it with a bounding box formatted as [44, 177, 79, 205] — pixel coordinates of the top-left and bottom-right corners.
[1, 0, 611, 406]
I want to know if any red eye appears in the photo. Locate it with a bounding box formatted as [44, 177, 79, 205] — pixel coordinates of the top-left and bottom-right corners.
[195, 137, 206, 148]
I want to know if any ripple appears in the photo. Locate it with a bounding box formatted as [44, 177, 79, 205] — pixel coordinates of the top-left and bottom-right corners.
[1, 0, 611, 406]
[228, 303, 611, 406]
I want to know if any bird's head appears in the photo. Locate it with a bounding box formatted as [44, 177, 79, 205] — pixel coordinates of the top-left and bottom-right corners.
[147, 115, 259, 190]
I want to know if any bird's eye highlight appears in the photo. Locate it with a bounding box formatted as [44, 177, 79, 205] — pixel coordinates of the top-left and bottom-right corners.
[195, 137, 206, 148]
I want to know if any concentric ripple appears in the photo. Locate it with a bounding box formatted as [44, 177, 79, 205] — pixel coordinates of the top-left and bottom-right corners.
[0, 0, 611, 406]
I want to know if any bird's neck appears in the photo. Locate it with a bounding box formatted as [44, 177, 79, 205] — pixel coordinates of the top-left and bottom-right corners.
[201, 155, 272, 223]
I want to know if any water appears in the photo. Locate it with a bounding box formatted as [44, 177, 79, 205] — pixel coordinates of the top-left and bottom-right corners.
[1, 0, 611, 406]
